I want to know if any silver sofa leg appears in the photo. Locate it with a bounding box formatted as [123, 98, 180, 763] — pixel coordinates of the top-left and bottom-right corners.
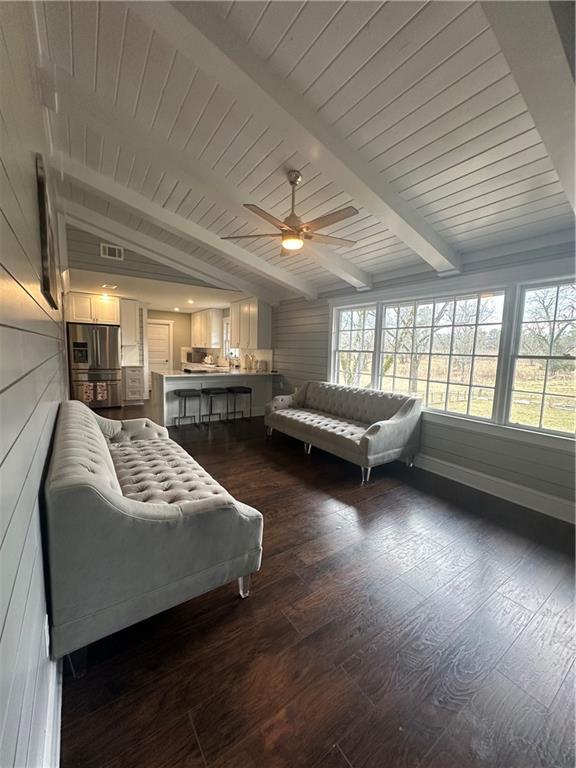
[238, 574, 251, 598]
[405, 455, 415, 468]
[304, 443, 312, 455]
[361, 466, 371, 483]
[265, 425, 273, 438]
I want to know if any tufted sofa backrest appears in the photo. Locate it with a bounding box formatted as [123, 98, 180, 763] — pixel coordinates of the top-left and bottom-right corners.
[298, 381, 415, 425]
[46, 400, 122, 494]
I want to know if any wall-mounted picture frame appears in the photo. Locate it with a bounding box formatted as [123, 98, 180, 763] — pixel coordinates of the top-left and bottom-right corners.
[35, 153, 58, 310]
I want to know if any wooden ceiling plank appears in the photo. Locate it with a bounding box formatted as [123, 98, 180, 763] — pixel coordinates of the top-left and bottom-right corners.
[482, 1, 575, 211]
[62, 201, 281, 303]
[45, 67, 370, 290]
[54, 153, 318, 299]
[129, 1, 460, 273]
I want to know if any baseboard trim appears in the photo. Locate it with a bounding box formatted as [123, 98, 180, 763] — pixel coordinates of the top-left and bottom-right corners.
[415, 454, 575, 525]
[42, 658, 62, 768]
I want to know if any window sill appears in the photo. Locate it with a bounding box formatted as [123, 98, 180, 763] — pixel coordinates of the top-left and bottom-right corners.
[422, 410, 575, 453]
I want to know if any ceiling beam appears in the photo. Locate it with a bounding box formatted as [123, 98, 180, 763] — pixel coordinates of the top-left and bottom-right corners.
[482, 1, 575, 211]
[129, 1, 460, 274]
[43, 66, 371, 291]
[60, 201, 281, 304]
[53, 153, 317, 300]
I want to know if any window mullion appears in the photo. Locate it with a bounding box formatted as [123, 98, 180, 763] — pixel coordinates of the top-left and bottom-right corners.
[372, 303, 383, 390]
[495, 285, 521, 425]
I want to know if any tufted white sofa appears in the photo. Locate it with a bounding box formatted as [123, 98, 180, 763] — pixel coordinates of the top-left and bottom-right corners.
[44, 400, 263, 659]
[265, 381, 422, 481]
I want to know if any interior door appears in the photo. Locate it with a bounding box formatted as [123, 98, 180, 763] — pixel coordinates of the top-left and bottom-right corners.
[147, 321, 172, 375]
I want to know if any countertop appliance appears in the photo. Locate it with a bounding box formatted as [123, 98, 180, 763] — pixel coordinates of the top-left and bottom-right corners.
[68, 323, 122, 408]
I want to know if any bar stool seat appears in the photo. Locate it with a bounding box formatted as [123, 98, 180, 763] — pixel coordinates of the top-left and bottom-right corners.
[173, 389, 201, 427]
[201, 387, 228, 423]
[226, 385, 253, 420]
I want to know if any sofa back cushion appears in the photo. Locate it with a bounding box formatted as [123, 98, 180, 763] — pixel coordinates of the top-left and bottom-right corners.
[46, 400, 121, 494]
[299, 381, 413, 424]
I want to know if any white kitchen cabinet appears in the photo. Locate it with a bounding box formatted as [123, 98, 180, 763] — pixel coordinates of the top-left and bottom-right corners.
[231, 297, 271, 350]
[230, 301, 240, 348]
[122, 366, 145, 402]
[191, 309, 223, 348]
[239, 300, 251, 348]
[120, 299, 140, 345]
[68, 293, 93, 323]
[67, 292, 120, 324]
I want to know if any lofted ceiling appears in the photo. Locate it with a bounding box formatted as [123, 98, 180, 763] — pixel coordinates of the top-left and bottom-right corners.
[69, 268, 243, 311]
[38, 0, 574, 302]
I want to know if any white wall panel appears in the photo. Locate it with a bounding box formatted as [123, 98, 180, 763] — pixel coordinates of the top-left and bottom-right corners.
[0, 4, 65, 766]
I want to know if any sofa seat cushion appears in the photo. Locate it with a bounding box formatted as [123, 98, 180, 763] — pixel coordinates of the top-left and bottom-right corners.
[108, 438, 234, 507]
[267, 408, 367, 449]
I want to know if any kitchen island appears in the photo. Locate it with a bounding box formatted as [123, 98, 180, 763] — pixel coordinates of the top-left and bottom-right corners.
[150, 370, 276, 427]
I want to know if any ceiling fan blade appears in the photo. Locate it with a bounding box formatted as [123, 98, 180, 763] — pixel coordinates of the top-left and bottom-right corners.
[222, 233, 282, 239]
[244, 204, 289, 231]
[303, 206, 359, 232]
[310, 233, 357, 247]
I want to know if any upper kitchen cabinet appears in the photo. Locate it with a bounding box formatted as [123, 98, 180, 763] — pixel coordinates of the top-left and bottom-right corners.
[191, 309, 223, 348]
[120, 299, 140, 346]
[67, 292, 120, 324]
[231, 298, 271, 350]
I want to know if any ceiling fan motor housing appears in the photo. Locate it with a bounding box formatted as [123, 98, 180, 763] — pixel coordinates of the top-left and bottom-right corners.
[287, 169, 302, 186]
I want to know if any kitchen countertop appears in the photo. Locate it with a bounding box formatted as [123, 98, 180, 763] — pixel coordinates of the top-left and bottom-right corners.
[154, 370, 276, 378]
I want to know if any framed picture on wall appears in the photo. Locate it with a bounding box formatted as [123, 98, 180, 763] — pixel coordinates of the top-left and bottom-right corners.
[35, 153, 58, 310]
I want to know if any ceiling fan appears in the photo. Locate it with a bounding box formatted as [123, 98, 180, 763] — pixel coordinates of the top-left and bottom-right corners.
[222, 170, 359, 251]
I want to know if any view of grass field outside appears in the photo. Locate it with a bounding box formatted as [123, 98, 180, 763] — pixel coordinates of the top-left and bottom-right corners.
[380, 292, 503, 419]
[334, 282, 575, 435]
[510, 283, 575, 433]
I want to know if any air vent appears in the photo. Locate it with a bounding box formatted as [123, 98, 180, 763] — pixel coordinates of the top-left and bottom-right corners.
[100, 243, 124, 261]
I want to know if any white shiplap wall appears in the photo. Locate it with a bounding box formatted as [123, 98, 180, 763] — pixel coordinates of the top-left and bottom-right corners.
[1, 5, 65, 767]
[272, 246, 575, 521]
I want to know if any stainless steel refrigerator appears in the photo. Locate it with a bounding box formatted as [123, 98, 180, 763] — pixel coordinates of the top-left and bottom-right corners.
[67, 323, 122, 408]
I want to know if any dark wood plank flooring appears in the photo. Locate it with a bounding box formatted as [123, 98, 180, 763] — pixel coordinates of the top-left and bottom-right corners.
[61, 409, 575, 768]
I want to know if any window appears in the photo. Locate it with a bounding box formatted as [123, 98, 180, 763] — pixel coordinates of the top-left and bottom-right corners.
[509, 282, 575, 433]
[330, 279, 576, 436]
[380, 292, 504, 419]
[334, 305, 376, 388]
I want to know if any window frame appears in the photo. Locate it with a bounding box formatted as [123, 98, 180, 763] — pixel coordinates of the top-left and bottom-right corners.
[505, 279, 575, 436]
[332, 303, 380, 389]
[328, 277, 575, 438]
[375, 291, 506, 421]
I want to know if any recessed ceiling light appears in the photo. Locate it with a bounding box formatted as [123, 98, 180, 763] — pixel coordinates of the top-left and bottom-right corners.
[173, 307, 180, 312]
[101, 284, 117, 289]
[187, 299, 195, 304]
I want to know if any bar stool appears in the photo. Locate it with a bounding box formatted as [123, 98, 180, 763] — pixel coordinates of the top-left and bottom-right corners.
[201, 387, 228, 423]
[173, 389, 201, 427]
[226, 385, 252, 420]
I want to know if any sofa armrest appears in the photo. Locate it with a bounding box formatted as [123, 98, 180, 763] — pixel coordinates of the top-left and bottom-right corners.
[264, 393, 295, 416]
[46, 485, 263, 628]
[360, 398, 422, 456]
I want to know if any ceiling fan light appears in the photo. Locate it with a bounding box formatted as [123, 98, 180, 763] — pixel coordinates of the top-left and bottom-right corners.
[282, 233, 304, 251]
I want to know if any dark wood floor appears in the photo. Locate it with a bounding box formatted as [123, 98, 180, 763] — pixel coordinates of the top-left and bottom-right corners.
[61, 408, 575, 768]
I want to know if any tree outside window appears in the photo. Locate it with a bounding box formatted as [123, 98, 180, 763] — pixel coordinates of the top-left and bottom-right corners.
[509, 283, 575, 433]
[380, 292, 504, 419]
[335, 306, 376, 388]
